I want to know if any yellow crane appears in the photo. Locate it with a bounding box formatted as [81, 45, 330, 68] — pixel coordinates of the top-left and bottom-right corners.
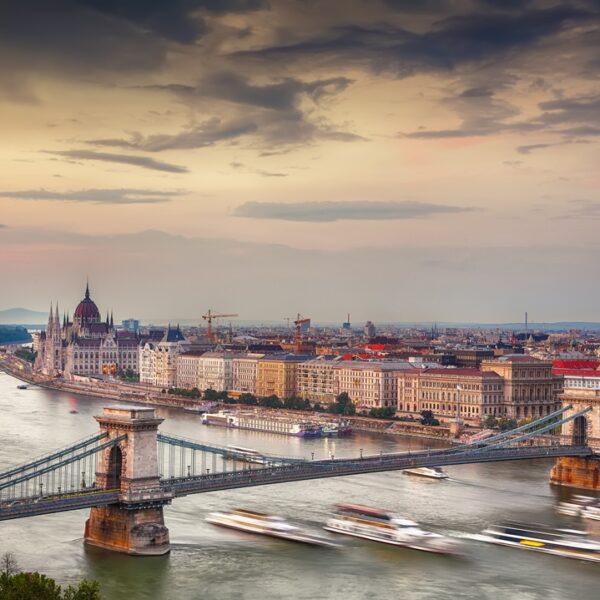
[202, 309, 238, 342]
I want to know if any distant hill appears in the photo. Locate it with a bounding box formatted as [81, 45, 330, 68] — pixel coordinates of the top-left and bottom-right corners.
[0, 308, 47, 324]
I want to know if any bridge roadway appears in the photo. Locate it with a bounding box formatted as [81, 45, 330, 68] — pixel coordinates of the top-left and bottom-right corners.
[1, 445, 592, 521]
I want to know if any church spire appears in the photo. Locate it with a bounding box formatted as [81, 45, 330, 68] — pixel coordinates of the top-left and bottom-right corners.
[110, 311, 114, 328]
[85, 279, 90, 300]
[48, 302, 54, 327]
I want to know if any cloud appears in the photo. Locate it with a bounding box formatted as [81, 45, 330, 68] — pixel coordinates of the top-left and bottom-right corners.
[234, 200, 473, 222]
[517, 139, 590, 154]
[234, 6, 588, 75]
[89, 74, 362, 150]
[0, 188, 182, 204]
[44, 150, 188, 173]
[560, 199, 600, 220]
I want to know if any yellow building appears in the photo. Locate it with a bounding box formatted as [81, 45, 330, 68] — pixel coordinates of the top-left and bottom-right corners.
[256, 354, 309, 399]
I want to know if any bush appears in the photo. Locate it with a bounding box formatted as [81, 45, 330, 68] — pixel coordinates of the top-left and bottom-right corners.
[369, 407, 396, 419]
[259, 395, 284, 409]
[420, 410, 439, 426]
[238, 393, 258, 406]
[483, 415, 498, 429]
[283, 396, 311, 410]
[329, 392, 356, 416]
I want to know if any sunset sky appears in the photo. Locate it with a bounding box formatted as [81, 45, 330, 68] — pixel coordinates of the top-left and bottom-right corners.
[1, 0, 599, 323]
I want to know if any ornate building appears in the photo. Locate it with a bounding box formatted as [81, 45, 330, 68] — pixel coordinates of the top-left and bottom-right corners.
[35, 283, 139, 379]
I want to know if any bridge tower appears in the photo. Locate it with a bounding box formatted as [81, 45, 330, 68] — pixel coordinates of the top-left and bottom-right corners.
[550, 392, 600, 490]
[84, 406, 171, 555]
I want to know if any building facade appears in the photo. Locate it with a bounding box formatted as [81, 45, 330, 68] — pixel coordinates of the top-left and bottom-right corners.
[231, 354, 264, 394]
[35, 284, 141, 379]
[481, 355, 561, 419]
[176, 352, 204, 390]
[397, 368, 504, 424]
[333, 361, 415, 409]
[255, 354, 308, 399]
[296, 355, 340, 404]
[197, 351, 234, 392]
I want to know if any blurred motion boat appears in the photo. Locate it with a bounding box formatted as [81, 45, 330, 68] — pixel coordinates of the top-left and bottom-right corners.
[557, 495, 600, 520]
[206, 509, 339, 547]
[324, 503, 460, 555]
[404, 467, 449, 479]
[472, 522, 600, 562]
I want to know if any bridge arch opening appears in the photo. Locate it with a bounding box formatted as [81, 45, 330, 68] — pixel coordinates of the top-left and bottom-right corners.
[107, 446, 123, 489]
[572, 415, 587, 447]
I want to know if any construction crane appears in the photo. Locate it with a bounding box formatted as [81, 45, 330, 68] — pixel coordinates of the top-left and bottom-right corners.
[293, 313, 311, 354]
[202, 309, 238, 342]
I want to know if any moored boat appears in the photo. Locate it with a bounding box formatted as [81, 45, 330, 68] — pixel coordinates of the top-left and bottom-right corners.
[403, 467, 449, 479]
[324, 503, 460, 555]
[206, 509, 339, 547]
[17, 384, 28, 390]
[201, 411, 324, 437]
[471, 522, 600, 563]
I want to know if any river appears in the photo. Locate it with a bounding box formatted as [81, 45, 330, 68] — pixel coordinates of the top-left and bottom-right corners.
[0, 371, 598, 599]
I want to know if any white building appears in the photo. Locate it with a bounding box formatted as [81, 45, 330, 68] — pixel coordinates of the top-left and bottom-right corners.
[139, 342, 157, 386]
[139, 326, 187, 389]
[176, 352, 204, 390]
[198, 351, 234, 392]
[231, 353, 264, 394]
[333, 361, 416, 409]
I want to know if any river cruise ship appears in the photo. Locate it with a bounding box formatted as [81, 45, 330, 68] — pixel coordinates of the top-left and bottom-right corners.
[324, 503, 459, 555]
[403, 467, 449, 479]
[557, 496, 600, 521]
[202, 411, 323, 437]
[472, 522, 600, 563]
[206, 509, 339, 547]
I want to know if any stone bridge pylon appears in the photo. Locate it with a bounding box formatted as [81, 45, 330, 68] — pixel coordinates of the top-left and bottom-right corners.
[84, 406, 171, 555]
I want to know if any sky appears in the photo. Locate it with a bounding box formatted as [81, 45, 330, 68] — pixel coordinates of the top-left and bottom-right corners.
[0, 0, 599, 324]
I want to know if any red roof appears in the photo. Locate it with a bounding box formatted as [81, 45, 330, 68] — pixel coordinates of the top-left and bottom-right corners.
[553, 359, 600, 370]
[554, 368, 600, 378]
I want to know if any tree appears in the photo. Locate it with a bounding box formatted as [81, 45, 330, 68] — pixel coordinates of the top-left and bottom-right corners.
[498, 417, 518, 432]
[420, 410, 439, 426]
[483, 415, 498, 429]
[329, 392, 356, 416]
[238, 393, 258, 406]
[62, 580, 101, 600]
[369, 407, 395, 419]
[1, 552, 18, 577]
[203, 388, 219, 401]
[259, 395, 283, 409]
[283, 396, 311, 410]
[0, 572, 101, 600]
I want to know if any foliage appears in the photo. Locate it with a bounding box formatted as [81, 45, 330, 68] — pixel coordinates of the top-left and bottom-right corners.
[14, 347, 37, 364]
[0, 572, 101, 600]
[328, 392, 356, 416]
[238, 393, 258, 406]
[258, 395, 284, 409]
[168, 387, 201, 399]
[369, 406, 396, 419]
[483, 415, 498, 429]
[420, 410, 440, 426]
[0, 326, 32, 345]
[312, 403, 325, 412]
[283, 396, 311, 410]
[497, 417, 518, 432]
[117, 368, 139, 383]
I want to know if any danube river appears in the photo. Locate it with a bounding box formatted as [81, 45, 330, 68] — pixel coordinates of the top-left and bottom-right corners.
[0, 371, 598, 599]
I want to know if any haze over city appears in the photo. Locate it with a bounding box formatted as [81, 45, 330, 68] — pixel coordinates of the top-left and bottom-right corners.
[1, 0, 599, 322]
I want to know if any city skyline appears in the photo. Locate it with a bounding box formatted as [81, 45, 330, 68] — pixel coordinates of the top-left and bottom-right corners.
[1, 1, 599, 320]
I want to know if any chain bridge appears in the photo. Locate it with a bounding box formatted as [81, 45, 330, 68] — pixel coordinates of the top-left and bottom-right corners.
[0, 404, 597, 555]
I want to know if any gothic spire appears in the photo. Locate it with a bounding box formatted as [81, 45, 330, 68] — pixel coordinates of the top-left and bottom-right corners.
[48, 302, 54, 326]
[110, 311, 114, 328]
[85, 279, 90, 300]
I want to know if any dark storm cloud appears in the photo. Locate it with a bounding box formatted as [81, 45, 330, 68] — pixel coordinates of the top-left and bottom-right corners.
[146, 73, 353, 111]
[90, 119, 258, 151]
[44, 150, 188, 173]
[234, 6, 588, 75]
[234, 200, 473, 222]
[0, 188, 182, 204]
[90, 74, 361, 149]
[0, 1, 166, 77]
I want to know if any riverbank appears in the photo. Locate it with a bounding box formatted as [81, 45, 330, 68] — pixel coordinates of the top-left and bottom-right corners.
[1, 357, 459, 442]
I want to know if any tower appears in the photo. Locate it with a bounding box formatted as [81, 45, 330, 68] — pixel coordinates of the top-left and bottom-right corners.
[84, 406, 171, 555]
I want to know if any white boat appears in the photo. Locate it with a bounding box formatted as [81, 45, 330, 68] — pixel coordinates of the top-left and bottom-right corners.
[324, 503, 460, 555]
[206, 509, 339, 547]
[403, 467, 449, 479]
[471, 522, 600, 563]
[556, 495, 598, 518]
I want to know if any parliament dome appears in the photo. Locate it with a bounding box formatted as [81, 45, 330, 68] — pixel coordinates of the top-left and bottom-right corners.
[73, 283, 101, 324]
